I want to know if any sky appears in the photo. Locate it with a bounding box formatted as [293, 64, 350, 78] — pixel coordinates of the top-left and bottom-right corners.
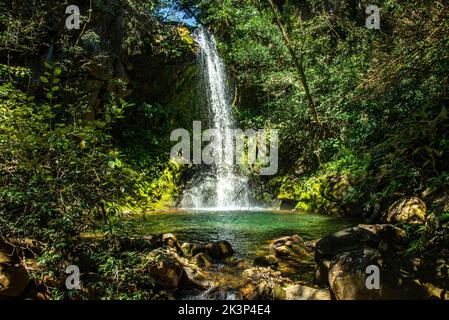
[156, 6, 198, 26]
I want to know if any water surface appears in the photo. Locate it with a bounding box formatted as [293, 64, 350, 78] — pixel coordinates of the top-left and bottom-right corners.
[137, 210, 356, 258]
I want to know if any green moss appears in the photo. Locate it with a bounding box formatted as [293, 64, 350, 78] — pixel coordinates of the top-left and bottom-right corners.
[276, 151, 369, 214]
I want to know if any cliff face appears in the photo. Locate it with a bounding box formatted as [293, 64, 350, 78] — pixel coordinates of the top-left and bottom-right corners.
[2, 0, 202, 138]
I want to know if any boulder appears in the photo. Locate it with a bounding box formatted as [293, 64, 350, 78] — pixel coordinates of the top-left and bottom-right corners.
[211, 241, 234, 259]
[315, 227, 376, 261]
[0, 240, 29, 297]
[387, 196, 427, 224]
[191, 253, 213, 268]
[89, 53, 114, 80]
[191, 241, 234, 260]
[240, 282, 286, 300]
[284, 284, 331, 300]
[147, 248, 184, 289]
[161, 233, 177, 247]
[181, 266, 211, 290]
[272, 235, 305, 247]
[180, 242, 192, 258]
[328, 248, 427, 300]
[253, 255, 278, 267]
[273, 245, 294, 258]
[271, 235, 306, 258]
[314, 224, 406, 285]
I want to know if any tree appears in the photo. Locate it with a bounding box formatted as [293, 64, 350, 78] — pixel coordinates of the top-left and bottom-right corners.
[267, 0, 324, 132]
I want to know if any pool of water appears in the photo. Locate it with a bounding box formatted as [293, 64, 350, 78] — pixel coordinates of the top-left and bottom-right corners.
[135, 210, 357, 258]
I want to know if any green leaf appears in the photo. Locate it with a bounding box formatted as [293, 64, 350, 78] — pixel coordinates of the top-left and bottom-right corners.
[108, 160, 116, 169]
[40, 76, 49, 83]
[51, 86, 60, 92]
[53, 67, 62, 76]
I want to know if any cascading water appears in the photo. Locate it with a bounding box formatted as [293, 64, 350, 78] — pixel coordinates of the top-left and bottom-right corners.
[180, 27, 250, 210]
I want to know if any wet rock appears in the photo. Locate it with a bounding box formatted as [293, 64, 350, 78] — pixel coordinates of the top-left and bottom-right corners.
[240, 282, 286, 300]
[284, 284, 331, 300]
[328, 248, 427, 300]
[211, 241, 234, 259]
[305, 239, 319, 252]
[147, 248, 184, 289]
[161, 233, 177, 247]
[272, 235, 305, 247]
[191, 253, 213, 268]
[0, 240, 29, 297]
[191, 241, 234, 260]
[180, 242, 192, 258]
[273, 245, 294, 258]
[387, 196, 427, 224]
[271, 235, 306, 258]
[240, 283, 258, 300]
[254, 255, 278, 267]
[181, 266, 211, 290]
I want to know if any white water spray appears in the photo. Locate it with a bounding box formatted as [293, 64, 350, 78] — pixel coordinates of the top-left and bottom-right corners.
[180, 27, 250, 210]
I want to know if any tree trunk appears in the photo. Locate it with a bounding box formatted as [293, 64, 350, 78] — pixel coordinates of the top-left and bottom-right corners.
[267, 0, 324, 131]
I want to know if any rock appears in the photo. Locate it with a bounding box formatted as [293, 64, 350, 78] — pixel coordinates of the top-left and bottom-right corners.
[272, 235, 305, 247]
[313, 261, 331, 286]
[118, 235, 155, 251]
[240, 282, 286, 300]
[357, 224, 406, 241]
[358, 224, 406, 251]
[305, 239, 319, 252]
[161, 233, 177, 247]
[191, 253, 213, 268]
[430, 195, 449, 213]
[273, 245, 294, 258]
[328, 248, 427, 300]
[279, 199, 299, 210]
[315, 227, 376, 261]
[284, 284, 331, 300]
[181, 266, 211, 290]
[314, 225, 406, 285]
[0, 240, 29, 297]
[254, 255, 278, 267]
[191, 241, 234, 260]
[387, 196, 427, 224]
[89, 53, 114, 80]
[180, 242, 192, 257]
[241, 267, 278, 281]
[211, 241, 234, 259]
[240, 283, 258, 300]
[271, 235, 306, 258]
[403, 248, 449, 291]
[147, 248, 184, 289]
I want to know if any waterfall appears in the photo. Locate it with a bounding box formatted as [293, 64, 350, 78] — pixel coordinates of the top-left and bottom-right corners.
[180, 27, 250, 210]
